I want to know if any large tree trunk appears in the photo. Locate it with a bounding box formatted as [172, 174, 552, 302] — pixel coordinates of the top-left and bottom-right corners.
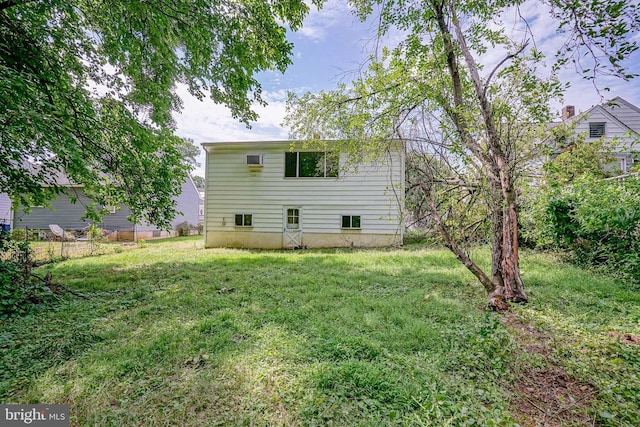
[487, 167, 528, 309]
[435, 0, 528, 310]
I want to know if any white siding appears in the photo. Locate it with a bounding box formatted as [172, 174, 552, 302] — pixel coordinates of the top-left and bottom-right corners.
[573, 102, 640, 173]
[573, 107, 628, 140]
[204, 141, 404, 247]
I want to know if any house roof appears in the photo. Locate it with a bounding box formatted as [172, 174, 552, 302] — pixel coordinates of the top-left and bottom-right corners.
[564, 96, 640, 134]
[201, 140, 300, 152]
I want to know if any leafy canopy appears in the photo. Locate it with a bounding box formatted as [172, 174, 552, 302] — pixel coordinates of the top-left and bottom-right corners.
[1, 0, 319, 228]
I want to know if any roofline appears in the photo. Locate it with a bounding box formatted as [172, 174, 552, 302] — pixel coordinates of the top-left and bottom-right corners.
[608, 96, 640, 115]
[201, 139, 403, 152]
[562, 103, 635, 134]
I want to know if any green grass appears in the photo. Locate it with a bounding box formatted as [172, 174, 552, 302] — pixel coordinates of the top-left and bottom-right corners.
[1, 236, 638, 426]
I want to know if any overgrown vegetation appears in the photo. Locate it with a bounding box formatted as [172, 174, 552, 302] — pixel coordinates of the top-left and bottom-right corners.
[527, 176, 640, 285]
[0, 231, 53, 317]
[521, 129, 640, 285]
[1, 237, 638, 425]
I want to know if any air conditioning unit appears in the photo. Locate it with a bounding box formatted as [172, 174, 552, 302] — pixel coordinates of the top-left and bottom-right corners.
[246, 154, 264, 167]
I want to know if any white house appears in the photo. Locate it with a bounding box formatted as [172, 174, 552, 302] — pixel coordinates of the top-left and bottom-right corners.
[559, 97, 640, 173]
[202, 140, 404, 249]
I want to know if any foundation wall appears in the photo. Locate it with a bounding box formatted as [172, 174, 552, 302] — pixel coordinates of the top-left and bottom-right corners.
[205, 231, 400, 249]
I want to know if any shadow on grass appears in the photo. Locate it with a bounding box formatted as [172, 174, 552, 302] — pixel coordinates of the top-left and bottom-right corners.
[1, 245, 637, 424]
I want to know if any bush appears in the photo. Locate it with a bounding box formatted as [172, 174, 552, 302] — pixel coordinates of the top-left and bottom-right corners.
[175, 221, 193, 237]
[526, 176, 640, 285]
[0, 231, 52, 317]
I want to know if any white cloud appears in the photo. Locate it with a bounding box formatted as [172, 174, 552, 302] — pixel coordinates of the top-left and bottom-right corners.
[297, 0, 354, 41]
[173, 85, 292, 177]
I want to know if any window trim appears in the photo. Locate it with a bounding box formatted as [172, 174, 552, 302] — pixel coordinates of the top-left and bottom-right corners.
[234, 213, 253, 227]
[341, 215, 361, 230]
[286, 208, 300, 230]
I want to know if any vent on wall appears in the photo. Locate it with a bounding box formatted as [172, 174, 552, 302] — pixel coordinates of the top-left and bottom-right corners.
[246, 154, 264, 167]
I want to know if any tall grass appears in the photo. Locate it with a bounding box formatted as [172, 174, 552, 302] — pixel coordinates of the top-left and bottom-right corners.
[0, 237, 638, 425]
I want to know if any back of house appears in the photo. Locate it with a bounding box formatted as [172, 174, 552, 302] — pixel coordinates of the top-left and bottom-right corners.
[202, 140, 404, 249]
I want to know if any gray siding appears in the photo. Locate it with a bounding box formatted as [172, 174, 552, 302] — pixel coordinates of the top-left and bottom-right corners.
[12, 189, 132, 231]
[0, 193, 11, 225]
[135, 175, 201, 231]
[603, 98, 640, 133]
[13, 174, 202, 233]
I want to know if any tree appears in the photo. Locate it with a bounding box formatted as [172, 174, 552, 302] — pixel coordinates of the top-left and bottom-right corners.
[1, 0, 319, 229]
[285, 0, 639, 309]
[191, 175, 206, 191]
[177, 138, 202, 170]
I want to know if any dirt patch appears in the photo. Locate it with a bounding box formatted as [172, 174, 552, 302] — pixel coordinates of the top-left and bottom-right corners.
[608, 331, 640, 345]
[513, 368, 595, 426]
[501, 313, 596, 426]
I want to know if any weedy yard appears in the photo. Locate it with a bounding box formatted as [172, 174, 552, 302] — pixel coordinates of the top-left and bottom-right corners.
[1, 236, 638, 426]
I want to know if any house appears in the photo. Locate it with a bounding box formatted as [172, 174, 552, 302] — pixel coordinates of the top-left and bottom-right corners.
[558, 97, 640, 173]
[202, 140, 404, 249]
[11, 174, 201, 241]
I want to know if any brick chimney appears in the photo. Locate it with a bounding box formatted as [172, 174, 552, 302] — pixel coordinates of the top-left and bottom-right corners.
[562, 105, 575, 120]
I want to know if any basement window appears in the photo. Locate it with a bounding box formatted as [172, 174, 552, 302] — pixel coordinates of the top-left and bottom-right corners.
[341, 215, 361, 229]
[235, 214, 252, 227]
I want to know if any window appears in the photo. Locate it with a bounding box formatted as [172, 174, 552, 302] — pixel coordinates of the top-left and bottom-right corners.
[341, 215, 361, 229]
[235, 214, 252, 227]
[589, 122, 606, 138]
[284, 151, 338, 178]
[286, 208, 300, 229]
[104, 205, 116, 214]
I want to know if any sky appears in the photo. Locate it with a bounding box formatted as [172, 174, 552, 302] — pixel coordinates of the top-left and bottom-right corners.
[174, 0, 640, 177]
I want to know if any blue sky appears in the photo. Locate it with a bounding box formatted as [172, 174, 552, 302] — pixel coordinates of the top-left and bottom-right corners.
[175, 1, 640, 177]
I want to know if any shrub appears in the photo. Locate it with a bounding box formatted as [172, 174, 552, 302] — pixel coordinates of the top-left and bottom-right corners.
[175, 221, 193, 237]
[528, 176, 640, 285]
[0, 231, 52, 317]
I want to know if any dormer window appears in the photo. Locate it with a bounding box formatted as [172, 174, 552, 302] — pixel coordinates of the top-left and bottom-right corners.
[589, 122, 605, 138]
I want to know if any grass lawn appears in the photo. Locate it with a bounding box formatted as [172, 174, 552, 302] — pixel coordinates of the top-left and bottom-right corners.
[1, 236, 639, 426]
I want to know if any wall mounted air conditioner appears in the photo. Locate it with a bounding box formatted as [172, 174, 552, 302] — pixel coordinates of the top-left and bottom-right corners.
[246, 155, 264, 168]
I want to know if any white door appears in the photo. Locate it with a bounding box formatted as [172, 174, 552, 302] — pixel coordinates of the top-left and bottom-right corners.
[283, 207, 302, 248]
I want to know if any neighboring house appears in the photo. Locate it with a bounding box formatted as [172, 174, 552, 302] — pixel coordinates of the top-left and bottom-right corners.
[11, 174, 201, 241]
[557, 97, 640, 173]
[0, 193, 12, 230]
[198, 191, 205, 225]
[202, 140, 404, 249]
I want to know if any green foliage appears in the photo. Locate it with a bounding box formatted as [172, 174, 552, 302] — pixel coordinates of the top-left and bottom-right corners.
[529, 176, 640, 285]
[2, 238, 638, 423]
[1, 0, 319, 228]
[177, 138, 202, 170]
[191, 175, 206, 191]
[0, 231, 52, 317]
[542, 128, 619, 184]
